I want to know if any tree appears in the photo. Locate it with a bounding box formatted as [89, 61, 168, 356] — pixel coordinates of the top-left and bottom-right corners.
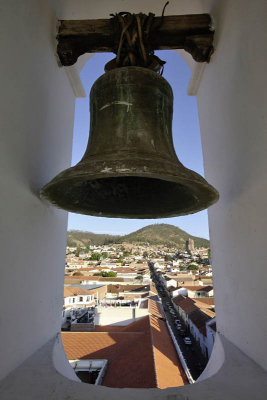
[67, 240, 76, 247]
[135, 275, 143, 282]
[90, 252, 101, 261]
[73, 272, 84, 276]
[101, 252, 108, 259]
[75, 246, 82, 257]
[188, 264, 199, 270]
[94, 271, 117, 277]
[100, 271, 117, 278]
[143, 251, 148, 258]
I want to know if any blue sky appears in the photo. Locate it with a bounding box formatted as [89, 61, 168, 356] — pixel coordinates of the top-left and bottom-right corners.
[67, 50, 210, 239]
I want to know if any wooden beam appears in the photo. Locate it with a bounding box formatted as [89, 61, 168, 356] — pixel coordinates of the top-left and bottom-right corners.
[57, 14, 214, 66]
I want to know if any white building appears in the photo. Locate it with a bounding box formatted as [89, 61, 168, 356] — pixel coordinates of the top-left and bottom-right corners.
[63, 292, 95, 310]
[185, 286, 214, 298]
[187, 309, 215, 359]
[1, 1, 267, 399]
[169, 287, 188, 298]
[162, 277, 178, 289]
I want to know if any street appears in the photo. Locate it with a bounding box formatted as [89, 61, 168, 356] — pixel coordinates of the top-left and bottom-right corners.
[151, 274, 208, 381]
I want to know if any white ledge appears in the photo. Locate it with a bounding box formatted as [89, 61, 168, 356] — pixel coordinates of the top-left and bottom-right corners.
[0, 333, 267, 399]
[64, 66, 86, 98]
[187, 63, 206, 96]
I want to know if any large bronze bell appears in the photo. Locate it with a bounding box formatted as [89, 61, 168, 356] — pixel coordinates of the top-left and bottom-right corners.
[40, 67, 219, 218]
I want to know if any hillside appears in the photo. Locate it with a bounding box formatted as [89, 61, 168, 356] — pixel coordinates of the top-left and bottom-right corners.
[67, 224, 209, 249]
[118, 224, 209, 248]
[67, 231, 120, 247]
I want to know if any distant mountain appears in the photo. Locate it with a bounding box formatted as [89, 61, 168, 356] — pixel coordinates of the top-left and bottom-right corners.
[67, 224, 209, 249]
[67, 231, 120, 247]
[118, 224, 209, 248]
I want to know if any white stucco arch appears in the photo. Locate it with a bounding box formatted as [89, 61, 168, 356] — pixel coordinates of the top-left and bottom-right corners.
[1, 1, 267, 399]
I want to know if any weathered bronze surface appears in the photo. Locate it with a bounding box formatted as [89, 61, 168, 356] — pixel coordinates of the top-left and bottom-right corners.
[40, 67, 219, 218]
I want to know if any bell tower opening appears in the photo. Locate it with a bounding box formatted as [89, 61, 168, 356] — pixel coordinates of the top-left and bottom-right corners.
[68, 51, 211, 238]
[61, 51, 215, 388]
[2, 2, 267, 398]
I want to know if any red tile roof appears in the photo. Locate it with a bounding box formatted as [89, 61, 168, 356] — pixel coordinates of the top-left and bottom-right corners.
[64, 276, 84, 284]
[194, 297, 215, 306]
[62, 314, 188, 389]
[172, 295, 197, 314]
[188, 309, 211, 336]
[102, 330, 156, 388]
[150, 316, 188, 388]
[99, 277, 125, 282]
[148, 299, 165, 319]
[64, 287, 93, 298]
[93, 325, 126, 332]
[107, 284, 149, 294]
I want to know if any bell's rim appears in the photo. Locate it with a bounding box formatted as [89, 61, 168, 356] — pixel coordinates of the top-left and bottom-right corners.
[40, 165, 219, 219]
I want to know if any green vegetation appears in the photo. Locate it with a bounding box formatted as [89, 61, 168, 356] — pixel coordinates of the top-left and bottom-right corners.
[120, 224, 210, 248]
[67, 230, 121, 247]
[188, 264, 199, 270]
[93, 271, 117, 277]
[67, 224, 209, 249]
[75, 246, 82, 257]
[90, 253, 101, 261]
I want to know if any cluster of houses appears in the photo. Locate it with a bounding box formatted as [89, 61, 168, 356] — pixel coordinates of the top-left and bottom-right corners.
[150, 261, 216, 359]
[61, 242, 216, 386]
[61, 298, 188, 388]
[61, 282, 154, 331]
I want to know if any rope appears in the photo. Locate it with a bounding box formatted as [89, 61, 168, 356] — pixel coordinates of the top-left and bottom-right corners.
[107, 3, 169, 74]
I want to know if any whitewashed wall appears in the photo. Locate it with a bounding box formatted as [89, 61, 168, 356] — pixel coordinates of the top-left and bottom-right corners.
[197, 0, 267, 371]
[95, 306, 148, 326]
[0, 0, 75, 380]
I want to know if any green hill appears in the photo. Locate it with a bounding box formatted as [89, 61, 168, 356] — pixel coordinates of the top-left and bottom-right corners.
[67, 230, 120, 247]
[118, 224, 209, 248]
[67, 224, 209, 249]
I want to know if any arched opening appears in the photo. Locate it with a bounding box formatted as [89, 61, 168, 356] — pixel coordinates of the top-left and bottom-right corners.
[2, 2, 267, 399]
[61, 51, 216, 388]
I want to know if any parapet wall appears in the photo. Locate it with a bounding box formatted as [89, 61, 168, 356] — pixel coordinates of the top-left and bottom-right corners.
[95, 307, 148, 326]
